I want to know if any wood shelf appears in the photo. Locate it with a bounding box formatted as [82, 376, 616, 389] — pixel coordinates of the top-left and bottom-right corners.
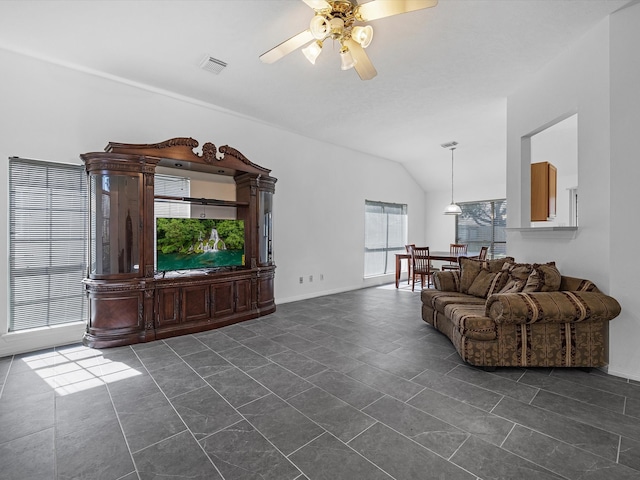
[154, 195, 249, 207]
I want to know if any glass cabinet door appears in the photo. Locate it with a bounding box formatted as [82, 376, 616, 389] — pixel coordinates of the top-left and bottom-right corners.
[258, 190, 273, 265]
[89, 173, 141, 277]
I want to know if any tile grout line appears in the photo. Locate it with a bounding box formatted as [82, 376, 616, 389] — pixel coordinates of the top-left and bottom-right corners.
[162, 338, 311, 478]
[129, 342, 227, 479]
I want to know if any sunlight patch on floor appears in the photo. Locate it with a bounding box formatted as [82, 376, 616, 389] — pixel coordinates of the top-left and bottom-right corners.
[20, 345, 142, 396]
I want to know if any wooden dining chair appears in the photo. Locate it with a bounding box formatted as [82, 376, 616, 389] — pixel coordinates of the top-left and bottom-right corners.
[478, 246, 489, 261]
[405, 244, 415, 285]
[441, 243, 468, 271]
[411, 246, 434, 291]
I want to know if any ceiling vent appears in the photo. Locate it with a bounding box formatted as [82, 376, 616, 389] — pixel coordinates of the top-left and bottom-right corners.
[199, 55, 227, 75]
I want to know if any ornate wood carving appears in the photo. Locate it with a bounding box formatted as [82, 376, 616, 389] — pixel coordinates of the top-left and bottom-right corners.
[201, 142, 217, 163]
[105, 137, 271, 175]
[219, 145, 270, 173]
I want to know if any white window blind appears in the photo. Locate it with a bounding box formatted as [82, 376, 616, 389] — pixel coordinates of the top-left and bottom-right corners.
[364, 200, 408, 277]
[9, 158, 88, 331]
[154, 174, 190, 218]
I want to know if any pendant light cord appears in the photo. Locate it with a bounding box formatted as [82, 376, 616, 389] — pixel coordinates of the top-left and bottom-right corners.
[450, 147, 456, 204]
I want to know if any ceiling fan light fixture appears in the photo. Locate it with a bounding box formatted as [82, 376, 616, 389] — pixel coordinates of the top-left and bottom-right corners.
[260, 0, 438, 80]
[302, 40, 323, 64]
[339, 46, 357, 70]
[310, 15, 330, 39]
[351, 25, 373, 48]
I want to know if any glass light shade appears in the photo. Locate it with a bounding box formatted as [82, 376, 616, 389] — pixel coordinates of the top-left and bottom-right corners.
[444, 203, 462, 215]
[310, 15, 330, 39]
[340, 48, 357, 70]
[351, 25, 373, 48]
[302, 41, 323, 64]
[329, 17, 345, 35]
[305, 0, 331, 10]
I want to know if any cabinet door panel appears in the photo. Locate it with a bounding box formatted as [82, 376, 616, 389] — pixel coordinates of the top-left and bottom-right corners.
[183, 284, 211, 323]
[531, 161, 557, 221]
[235, 279, 251, 313]
[156, 288, 180, 326]
[212, 281, 235, 317]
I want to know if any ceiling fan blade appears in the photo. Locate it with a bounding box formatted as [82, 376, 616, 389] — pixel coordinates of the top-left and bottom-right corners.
[260, 30, 315, 64]
[356, 0, 438, 22]
[344, 39, 377, 80]
[302, 0, 331, 10]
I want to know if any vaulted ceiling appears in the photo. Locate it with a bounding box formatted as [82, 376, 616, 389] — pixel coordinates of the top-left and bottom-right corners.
[0, 0, 630, 193]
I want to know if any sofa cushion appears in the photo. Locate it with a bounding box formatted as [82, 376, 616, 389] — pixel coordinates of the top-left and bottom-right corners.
[498, 262, 534, 294]
[422, 290, 485, 315]
[443, 303, 497, 340]
[522, 262, 562, 292]
[459, 256, 514, 294]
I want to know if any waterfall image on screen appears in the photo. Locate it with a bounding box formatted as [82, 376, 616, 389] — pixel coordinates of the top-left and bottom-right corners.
[156, 218, 244, 272]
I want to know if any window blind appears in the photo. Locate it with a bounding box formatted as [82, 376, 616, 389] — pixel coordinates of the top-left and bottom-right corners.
[154, 174, 190, 218]
[9, 158, 88, 331]
[364, 200, 408, 277]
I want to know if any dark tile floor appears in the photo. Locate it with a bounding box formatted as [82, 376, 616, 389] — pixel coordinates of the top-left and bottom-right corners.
[1, 285, 640, 479]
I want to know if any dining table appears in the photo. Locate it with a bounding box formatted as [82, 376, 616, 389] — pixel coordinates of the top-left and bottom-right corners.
[394, 250, 478, 288]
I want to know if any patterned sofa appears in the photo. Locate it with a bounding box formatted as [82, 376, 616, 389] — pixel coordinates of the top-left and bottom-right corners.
[420, 257, 621, 368]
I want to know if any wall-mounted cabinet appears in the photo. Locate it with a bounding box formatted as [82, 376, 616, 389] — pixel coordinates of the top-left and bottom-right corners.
[82, 138, 277, 348]
[531, 161, 557, 221]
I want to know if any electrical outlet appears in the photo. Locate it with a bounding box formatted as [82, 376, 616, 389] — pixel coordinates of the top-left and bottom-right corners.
[299, 277, 303, 284]
[309, 275, 313, 282]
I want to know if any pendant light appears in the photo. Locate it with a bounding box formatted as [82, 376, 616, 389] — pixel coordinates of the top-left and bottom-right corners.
[442, 141, 462, 215]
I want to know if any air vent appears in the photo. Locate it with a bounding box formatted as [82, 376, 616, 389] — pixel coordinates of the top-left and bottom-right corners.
[199, 56, 227, 75]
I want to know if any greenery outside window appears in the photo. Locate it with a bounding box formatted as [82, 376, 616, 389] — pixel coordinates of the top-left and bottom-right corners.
[456, 199, 507, 257]
[364, 200, 408, 277]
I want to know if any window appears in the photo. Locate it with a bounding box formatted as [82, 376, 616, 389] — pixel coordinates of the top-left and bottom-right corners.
[153, 174, 190, 271]
[456, 199, 507, 257]
[154, 174, 190, 218]
[364, 200, 407, 277]
[9, 158, 88, 331]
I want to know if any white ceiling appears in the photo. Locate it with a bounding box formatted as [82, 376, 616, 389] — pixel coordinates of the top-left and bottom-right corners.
[0, 0, 631, 193]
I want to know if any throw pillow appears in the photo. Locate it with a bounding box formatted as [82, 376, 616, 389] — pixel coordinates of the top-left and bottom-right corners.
[498, 262, 534, 294]
[487, 269, 510, 297]
[468, 269, 502, 298]
[459, 256, 514, 294]
[522, 262, 562, 292]
[483, 256, 514, 273]
[459, 257, 484, 294]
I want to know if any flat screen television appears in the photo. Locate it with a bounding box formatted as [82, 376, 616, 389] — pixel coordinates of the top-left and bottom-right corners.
[156, 218, 244, 272]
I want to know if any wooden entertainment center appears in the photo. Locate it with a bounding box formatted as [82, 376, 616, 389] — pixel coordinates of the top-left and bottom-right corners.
[81, 137, 276, 348]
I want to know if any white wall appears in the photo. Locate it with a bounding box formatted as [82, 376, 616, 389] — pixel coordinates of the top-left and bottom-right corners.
[609, 3, 640, 380]
[0, 48, 425, 356]
[506, 5, 640, 380]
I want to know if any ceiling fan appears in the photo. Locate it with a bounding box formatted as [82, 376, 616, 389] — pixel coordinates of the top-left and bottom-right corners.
[259, 0, 438, 80]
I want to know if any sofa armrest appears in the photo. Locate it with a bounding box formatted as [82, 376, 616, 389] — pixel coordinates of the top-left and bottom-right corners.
[486, 291, 621, 325]
[433, 271, 460, 292]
